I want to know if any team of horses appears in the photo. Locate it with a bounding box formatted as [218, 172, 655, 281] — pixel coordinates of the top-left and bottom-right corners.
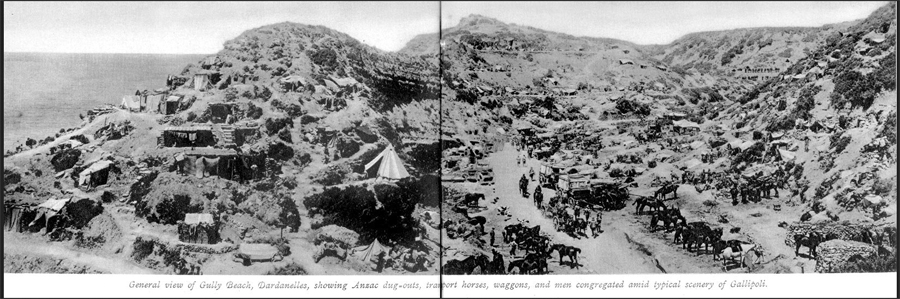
[633, 184, 764, 271]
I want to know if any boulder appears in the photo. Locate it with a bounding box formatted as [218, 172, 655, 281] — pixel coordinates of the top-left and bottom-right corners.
[815, 239, 876, 273]
[50, 148, 82, 172]
[314, 225, 360, 248]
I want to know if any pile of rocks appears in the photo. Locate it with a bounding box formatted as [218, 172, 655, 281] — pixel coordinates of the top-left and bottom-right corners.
[784, 221, 879, 248]
[815, 239, 876, 273]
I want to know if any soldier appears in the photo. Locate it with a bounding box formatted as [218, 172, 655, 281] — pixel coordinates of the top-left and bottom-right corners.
[490, 228, 496, 247]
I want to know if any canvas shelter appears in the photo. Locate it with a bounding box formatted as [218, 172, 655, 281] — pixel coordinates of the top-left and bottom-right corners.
[28, 197, 70, 232]
[78, 160, 114, 188]
[121, 96, 142, 112]
[192, 70, 218, 91]
[145, 92, 167, 113]
[4, 203, 36, 233]
[236, 243, 280, 261]
[178, 213, 219, 244]
[364, 144, 410, 180]
[161, 126, 217, 147]
[354, 238, 389, 264]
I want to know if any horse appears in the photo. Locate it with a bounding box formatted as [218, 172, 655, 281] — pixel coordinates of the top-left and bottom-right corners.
[793, 231, 824, 258]
[442, 254, 490, 275]
[717, 243, 762, 272]
[507, 258, 539, 274]
[634, 196, 665, 215]
[649, 210, 672, 232]
[487, 250, 505, 274]
[548, 244, 582, 267]
[655, 184, 679, 201]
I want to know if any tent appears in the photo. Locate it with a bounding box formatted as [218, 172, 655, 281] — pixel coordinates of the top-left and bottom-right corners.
[179, 213, 218, 244]
[778, 149, 796, 161]
[364, 145, 410, 180]
[673, 120, 701, 129]
[121, 96, 142, 111]
[146, 93, 165, 113]
[27, 197, 71, 232]
[354, 238, 389, 264]
[78, 160, 114, 188]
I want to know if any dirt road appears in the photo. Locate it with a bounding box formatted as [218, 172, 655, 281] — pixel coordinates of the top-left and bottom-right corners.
[474, 142, 663, 274]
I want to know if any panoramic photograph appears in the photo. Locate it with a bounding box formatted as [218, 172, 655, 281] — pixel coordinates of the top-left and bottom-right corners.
[439, 1, 897, 275]
[4, 2, 441, 275]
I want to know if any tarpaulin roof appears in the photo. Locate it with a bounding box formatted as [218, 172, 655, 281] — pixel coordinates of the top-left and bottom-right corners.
[865, 195, 884, 204]
[38, 197, 70, 212]
[673, 120, 701, 128]
[364, 145, 410, 180]
[330, 77, 359, 86]
[238, 243, 279, 260]
[771, 131, 785, 138]
[281, 75, 307, 84]
[80, 160, 113, 177]
[184, 213, 214, 225]
[324, 79, 340, 92]
[738, 141, 757, 151]
[166, 95, 182, 102]
[728, 139, 744, 148]
[778, 149, 796, 161]
[164, 126, 212, 132]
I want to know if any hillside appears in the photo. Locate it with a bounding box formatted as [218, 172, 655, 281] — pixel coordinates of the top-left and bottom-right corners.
[439, 4, 896, 275]
[650, 22, 858, 76]
[4, 22, 442, 276]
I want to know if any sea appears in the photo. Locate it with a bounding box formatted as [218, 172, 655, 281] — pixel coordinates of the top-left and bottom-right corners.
[3, 52, 207, 152]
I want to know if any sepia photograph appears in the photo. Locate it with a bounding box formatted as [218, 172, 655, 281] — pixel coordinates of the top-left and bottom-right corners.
[4, 1, 441, 277]
[438, 1, 897, 276]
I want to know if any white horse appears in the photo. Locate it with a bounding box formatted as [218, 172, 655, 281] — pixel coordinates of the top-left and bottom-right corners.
[718, 243, 763, 272]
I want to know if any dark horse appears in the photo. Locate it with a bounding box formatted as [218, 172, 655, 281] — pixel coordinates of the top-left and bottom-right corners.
[485, 250, 505, 274]
[443, 254, 489, 274]
[507, 258, 540, 274]
[655, 184, 679, 201]
[634, 196, 665, 215]
[793, 231, 824, 258]
[548, 243, 582, 267]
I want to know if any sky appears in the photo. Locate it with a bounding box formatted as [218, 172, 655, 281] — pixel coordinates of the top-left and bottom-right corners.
[3, 2, 439, 54]
[4, 2, 888, 54]
[442, 1, 889, 45]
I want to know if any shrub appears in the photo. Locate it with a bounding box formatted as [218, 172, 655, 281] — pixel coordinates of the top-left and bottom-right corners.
[833, 253, 897, 273]
[304, 183, 420, 245]
[830, 135, 852, 154]
[266, 262, 308, 275]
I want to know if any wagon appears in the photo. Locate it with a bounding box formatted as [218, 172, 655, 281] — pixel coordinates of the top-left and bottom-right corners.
[233, 243, 283, 265]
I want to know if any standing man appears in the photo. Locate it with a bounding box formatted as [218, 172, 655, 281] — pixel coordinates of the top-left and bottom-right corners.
[490, 228, 496, 247]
